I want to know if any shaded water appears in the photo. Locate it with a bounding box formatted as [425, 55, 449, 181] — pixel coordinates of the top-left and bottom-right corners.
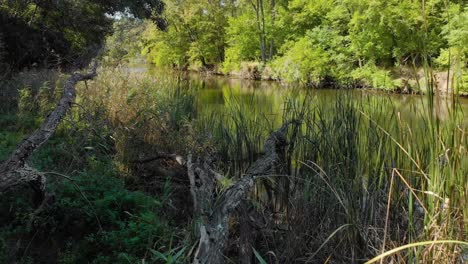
[144, 67, 468, 126]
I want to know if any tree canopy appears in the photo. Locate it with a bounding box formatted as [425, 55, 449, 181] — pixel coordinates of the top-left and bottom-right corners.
[136, 0, 466, 89]
[0, 0, 165, 72]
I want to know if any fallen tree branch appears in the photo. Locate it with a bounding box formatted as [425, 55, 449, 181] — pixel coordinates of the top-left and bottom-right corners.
[189, 120, 300, 264]
[0, 62, 98, 195]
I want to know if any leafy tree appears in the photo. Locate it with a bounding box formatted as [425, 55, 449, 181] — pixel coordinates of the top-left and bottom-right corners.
[285, 0, 334, 38]
[272, 26, 351, 84]
[141, 21, 190, 68]
[103, 18, 147, 66]
[0, 0, 165, 71]
[436, 5, 468, 68]
[142, 0, 233, 69]
[223, 13, 260, 72]
[134, 0, 465, 88]
[436, 5, 468, 92]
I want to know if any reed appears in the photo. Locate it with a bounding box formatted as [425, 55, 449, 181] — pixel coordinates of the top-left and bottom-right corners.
[72, 65, 466, 263]
[197, 89, 466, 262]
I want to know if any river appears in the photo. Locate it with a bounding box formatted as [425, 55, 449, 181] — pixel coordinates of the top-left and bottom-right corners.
[139, 66, 468, 127]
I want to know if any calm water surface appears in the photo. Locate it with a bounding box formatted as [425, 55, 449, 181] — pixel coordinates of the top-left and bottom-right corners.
[143, 66, 468, 126]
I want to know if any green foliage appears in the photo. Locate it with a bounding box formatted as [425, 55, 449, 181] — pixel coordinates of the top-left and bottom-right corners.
[348, 0, 416, 64]
[0, 146, 175, 263]
[0, 130, 23, 161]
[286, 0, 334, 37]
[133, 0, 466, 90]
[141, 0, 231, 69]
[272, 36, 328, 83]
[142, 23, 190, 68]
[272, 27, 350, 84]
[0, 0, 164, 71]
[103, 18, 147, 66]
[223, 14, 261, 72]
[443, 6, 468, 59]
[351, 63, 400, 90]
[0, 73, 186, 262]
[435, 5, 468, 93]
[57, 169, 170, 263]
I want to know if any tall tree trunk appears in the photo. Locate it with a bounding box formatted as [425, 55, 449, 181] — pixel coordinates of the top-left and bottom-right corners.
[259, 0, 267, 62]
[269, 0, 276, 59]
[251, 0, 266, 63]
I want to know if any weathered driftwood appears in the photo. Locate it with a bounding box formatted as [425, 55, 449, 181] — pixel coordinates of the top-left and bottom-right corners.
[238, 200, 258, 264]
[0, 62, 98, 195]
[189, 121, 298, 264]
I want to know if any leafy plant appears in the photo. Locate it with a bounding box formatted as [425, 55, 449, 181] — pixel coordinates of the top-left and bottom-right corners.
[149, 246, 187, 264]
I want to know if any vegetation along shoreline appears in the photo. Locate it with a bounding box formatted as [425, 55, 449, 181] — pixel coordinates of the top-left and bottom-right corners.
[0, 0, 467, 263]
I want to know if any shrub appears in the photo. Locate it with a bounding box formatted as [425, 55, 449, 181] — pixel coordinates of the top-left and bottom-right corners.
[272, 27, 351, 85]
[351, 63, 400, 90]
[0, 156, 175, 263]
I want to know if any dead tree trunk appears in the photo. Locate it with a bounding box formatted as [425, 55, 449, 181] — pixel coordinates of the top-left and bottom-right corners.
[238, 200, 256, 264]
[189, 120, 299, 264]
[0, 62, 98, 197]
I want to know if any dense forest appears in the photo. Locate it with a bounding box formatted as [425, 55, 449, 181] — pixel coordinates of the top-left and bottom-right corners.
[0, 0, 467, 263]
[1, 0, 468, 91]
[103, 0, 467, 92]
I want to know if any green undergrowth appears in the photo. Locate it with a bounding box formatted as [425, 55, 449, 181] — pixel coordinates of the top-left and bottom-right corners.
[0, 159, 175, 263]
[0, 106, 185, 263]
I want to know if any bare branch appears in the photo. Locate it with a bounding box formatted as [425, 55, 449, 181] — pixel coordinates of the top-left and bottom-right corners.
[0, 61, 99, 195]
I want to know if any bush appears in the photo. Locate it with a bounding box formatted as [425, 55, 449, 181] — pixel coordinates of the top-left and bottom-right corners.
[351, 63, 400, 90]
[0, 156, 174, 263]
[56, 166, 171, 263]
[272, 27, 351, 85]
[0, 82, 179, 262]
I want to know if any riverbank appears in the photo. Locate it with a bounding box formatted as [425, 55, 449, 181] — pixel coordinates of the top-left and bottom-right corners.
[177, 62, 468, 97]
[1, 66, 467, 263]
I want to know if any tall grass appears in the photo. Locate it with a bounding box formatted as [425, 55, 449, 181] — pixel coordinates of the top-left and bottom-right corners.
[77, 66, 202, 163]
[198, 88, 467, 262]
[412, 1, 468, 261]
[65, 65, 468, 263]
